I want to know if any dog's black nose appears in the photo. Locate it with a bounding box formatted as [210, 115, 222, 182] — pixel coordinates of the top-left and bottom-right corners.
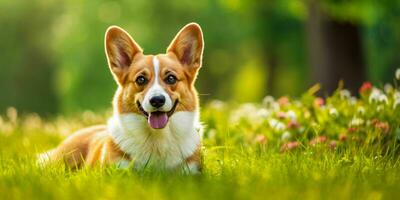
[150, 95, 165, 108]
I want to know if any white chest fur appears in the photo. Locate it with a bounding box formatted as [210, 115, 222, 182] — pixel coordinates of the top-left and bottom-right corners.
[107, 111, 201, 170]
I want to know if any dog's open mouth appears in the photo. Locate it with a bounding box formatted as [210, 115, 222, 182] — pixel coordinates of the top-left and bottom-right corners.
[137, 100, 178, 129]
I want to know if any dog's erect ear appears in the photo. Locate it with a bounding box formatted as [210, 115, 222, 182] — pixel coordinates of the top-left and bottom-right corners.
[167, 23, 204, 69]
[105, 26, 142, 84]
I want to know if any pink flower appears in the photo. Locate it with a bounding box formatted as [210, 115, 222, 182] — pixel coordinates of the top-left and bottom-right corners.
[278, 96, 290, 107]
[254, 134, 267, 145]
[359, 82, 372, 94]
[347, 127, 358, 133]
[375, 121, 390, 134]
[370, 119, 390, 134]
[280, 141, 300, 152]
[309, 136, 327, 146]
[370, 118, 380, 125]
[314, 97, 325, 107]
[277, 111, 287, 119]
[339, 133, 347, 141]
[287, 120, 300, 129]
[329, 140, 337, 149]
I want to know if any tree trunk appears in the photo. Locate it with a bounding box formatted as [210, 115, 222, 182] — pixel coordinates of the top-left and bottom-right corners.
[307, 2, 366, 95]
[265, 48, 278, 95]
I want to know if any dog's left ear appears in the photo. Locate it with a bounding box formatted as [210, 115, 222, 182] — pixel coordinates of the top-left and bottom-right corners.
[167, 23, 204, 70]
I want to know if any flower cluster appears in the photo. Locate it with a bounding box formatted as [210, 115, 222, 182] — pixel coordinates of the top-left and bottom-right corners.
[203, 69, 400, 151]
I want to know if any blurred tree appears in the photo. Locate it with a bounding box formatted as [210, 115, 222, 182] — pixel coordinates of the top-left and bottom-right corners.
[306, 0, 400, 94]
[307, 0, 365, 95]
[218, 0, 309, 98]
[252, 1, 308, 96]
[0, 1, 60, 115]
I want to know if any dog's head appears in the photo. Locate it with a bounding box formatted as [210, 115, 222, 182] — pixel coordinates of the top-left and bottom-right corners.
[105, 23, 204, 129]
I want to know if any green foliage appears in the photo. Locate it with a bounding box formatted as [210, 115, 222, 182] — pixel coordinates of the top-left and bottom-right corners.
[0, 0, 61, 115]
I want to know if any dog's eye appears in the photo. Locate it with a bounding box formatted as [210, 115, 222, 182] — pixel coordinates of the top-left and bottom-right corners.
[135, 75, 148, 86]
[165, 75, 177, 85]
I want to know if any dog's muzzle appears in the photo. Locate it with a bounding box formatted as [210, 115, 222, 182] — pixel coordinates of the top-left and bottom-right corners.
[137, 100, 178, 129]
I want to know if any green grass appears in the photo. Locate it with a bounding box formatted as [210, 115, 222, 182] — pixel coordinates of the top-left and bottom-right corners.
[1, 78, 400, 199]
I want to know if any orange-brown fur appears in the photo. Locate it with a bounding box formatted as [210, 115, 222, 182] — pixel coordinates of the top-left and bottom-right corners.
[40, 23, 204, 171]
[45, 126, 127, 168]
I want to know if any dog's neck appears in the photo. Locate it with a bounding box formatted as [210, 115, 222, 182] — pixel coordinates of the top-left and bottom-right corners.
[107, 111, 201, 169]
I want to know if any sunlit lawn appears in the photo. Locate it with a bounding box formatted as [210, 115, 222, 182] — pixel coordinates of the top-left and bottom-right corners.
[1, 78, 400, 199]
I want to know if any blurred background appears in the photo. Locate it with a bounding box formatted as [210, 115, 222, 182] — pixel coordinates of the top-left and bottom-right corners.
[0, 0, 399, 116]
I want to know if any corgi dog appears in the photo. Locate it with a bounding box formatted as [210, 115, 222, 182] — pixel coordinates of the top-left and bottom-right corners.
[38, 23, 204, 173]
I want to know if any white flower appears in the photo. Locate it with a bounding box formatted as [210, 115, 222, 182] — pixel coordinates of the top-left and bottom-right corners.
[357, 107, 365, 115]
[256, 108, 271, 118]
[378, 94, 389, 105]
[392, 92, 400, 109]
[286, 110, 296, 120]
[340, 89, 351, 99]
[396, 68, 400, 80]
[262, 96, 274, 106]
[384, 84, 393, 93]
[294, 100, 302, 107]
[369, 88, 381, 103]
[209, 100, 226, 110]
[349, 97, 357, 105]
[394, 99, 400, 109]
[229, 103, 258, 124]
[394, 91, 400, 100]
[269, 118, 286, 131]
[329, 108, 339, 117]
[262, 96, 280, 111]
[350, 118, 364, 126]
[281, 131, 291, 141]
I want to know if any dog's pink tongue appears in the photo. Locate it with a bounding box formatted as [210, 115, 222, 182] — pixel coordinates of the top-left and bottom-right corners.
[148, 112, 169, 129]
